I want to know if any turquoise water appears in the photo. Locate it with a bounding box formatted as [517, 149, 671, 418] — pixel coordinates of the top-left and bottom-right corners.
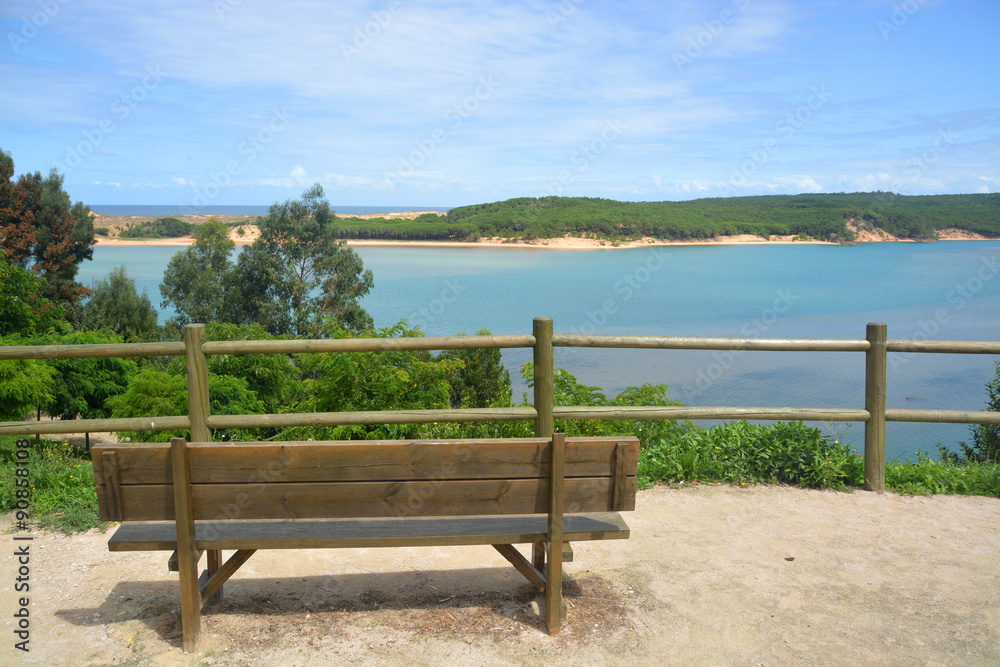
[78, 241, 1000, 460]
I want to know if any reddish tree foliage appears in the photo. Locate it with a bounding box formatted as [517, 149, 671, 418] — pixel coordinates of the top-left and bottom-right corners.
[0, 150, 37, 267]
[0, 149, 95, 306]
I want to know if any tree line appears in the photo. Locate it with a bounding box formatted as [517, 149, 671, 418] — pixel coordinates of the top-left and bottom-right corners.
[333, 193, 999, 242]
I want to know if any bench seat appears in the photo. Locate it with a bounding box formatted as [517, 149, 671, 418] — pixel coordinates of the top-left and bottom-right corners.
[109, 512, 630, 552]
[92, 434, 638, 651]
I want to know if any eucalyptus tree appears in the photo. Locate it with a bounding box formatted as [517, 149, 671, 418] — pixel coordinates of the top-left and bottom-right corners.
[229, 184, 373, 336]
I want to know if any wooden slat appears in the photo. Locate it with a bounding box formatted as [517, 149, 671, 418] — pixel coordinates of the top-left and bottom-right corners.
[562, 542, 574, 563]
[101, 452, 124, 522]
[493, 544, 546, 592]
[613, 443, 628, 511]
[170, 438, 201, 653]
[107, 513, 631, 551]
[102, 477, 637, 522]
[91, 437, 640, 486]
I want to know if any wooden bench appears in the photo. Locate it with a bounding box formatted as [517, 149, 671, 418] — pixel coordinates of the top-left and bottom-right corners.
[91, 433, 638, 651]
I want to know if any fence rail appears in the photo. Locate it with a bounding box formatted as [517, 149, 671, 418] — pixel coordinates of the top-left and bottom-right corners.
[1, 317, 998, 492]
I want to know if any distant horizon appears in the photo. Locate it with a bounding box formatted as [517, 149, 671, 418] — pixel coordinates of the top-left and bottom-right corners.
[3, 2, 995, 206]
[87, 189, 996, 217]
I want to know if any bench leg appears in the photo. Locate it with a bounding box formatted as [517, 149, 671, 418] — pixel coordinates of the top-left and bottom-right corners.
[171, 437, 201, 652]
[545, 539, 564, 634]
[532, 542, 545, 571]
[177, 552, 201, 651]
[205, 550, 223, 603]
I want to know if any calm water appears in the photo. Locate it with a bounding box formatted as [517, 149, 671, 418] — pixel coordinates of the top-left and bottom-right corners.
[78, 241, 1000, 460]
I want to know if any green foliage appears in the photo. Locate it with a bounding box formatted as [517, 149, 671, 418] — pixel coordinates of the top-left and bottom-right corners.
[203, 322, 301, 416]
[106, 367, 265, 442]
[286, 321, 453, 440]
[118, 217, 193, 239]
[206, 373, 268, 442]
[937, 362, 1000, 464]
[436, 329, 511, 408]
[0, 158, 95, 305]
[78, 266, 159, 341]
[0, 436, 100, 533]
[231, 184, 374, 336]
[160, 218, 236, 327]
[105, 368, 188, 442]
[518, 363, 693, 442]
[158, 187, 374, 337]
[887, 451, 1000, 496]
[0, 348, 56, 421]
[333, 194, 999, 242]
[94, 227, 110, 236]
[966, 362, 1000, 463]
[0, 255, 66, 336]
[637, 421, 863, 490]
[41, 330, 139, 420]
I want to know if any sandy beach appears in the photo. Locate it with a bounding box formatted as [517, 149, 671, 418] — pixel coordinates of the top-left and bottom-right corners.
[3, 479, 997, 666]
[91, 211, 990, 250]
[93, 228, 990, 250]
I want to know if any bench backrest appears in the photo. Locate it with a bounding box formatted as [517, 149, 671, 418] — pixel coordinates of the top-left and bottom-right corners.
[92, 436, 639, 523]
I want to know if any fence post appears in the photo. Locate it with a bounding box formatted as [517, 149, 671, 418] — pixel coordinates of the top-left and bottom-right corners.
[532, 316, 555, 570]
[864, 322, 887, 492]
[184, 324, 212, 442]
[183, 323, 223, 599]
[534, 316, 555, 438]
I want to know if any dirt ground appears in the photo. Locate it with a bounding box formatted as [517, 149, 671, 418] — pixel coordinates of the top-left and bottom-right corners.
[2, 474, 998, 667]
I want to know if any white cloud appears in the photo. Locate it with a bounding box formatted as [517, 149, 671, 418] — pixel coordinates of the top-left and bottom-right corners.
[775, 176, 823, 192]
[171, 176, 187, 185]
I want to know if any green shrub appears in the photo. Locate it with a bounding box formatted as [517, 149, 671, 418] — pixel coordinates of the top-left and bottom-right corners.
[0, 436, 101, 533]
[118, 217, 193, 239]
[637, 421, 863, 490]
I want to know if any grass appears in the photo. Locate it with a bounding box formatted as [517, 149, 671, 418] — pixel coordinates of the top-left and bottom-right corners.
[1, 424, 997, 535]
[0, 436, 102, 534]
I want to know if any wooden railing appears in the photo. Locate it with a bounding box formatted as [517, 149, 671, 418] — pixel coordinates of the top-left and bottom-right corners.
[2, 317, 998, 492]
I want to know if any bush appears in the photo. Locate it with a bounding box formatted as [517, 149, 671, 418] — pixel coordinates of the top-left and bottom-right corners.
[78, 266, 159, 341]
[118, 217, 193, 239]
[0, 436, 100, 533]
[637, 421, 862, 490]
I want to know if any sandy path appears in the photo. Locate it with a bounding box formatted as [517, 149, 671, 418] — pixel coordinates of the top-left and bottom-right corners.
[2, 484, 997, 666]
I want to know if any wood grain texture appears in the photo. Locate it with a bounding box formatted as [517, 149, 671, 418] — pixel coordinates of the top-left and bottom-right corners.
[493, 544, 546, 592]
[91, 437, 640, 485]
[200, 549, 255, 603]
[98, 476, 637, 522]
[107, 513, 631, 551]
[170, 437, 201, 652]
[101, 452, 124, 522]
[545, 432, 566, 635]
[865, 323, 887, 493]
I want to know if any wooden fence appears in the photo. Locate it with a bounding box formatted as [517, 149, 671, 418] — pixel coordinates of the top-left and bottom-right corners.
[2, 317, 999, 492]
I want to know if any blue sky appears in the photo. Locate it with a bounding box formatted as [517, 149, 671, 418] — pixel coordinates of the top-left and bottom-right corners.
[1, 0, 997, 209]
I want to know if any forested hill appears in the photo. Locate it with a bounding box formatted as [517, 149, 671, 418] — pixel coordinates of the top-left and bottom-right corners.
[335, 193, 999, 243]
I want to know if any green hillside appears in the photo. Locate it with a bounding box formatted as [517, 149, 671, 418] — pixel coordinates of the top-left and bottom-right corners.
[334, 193, 1000, 243]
